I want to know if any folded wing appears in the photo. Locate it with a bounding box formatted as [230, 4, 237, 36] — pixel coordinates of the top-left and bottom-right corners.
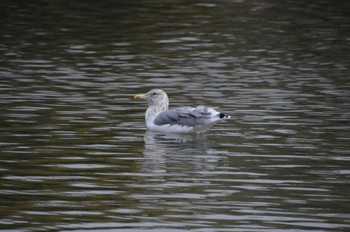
[154, 106, 220, 127]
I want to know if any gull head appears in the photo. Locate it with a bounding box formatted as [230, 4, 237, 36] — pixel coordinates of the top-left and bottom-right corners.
[134, 89, 169, 109]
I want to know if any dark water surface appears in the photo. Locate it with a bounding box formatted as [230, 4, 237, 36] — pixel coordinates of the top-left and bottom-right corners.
[1, 0, 350, 231]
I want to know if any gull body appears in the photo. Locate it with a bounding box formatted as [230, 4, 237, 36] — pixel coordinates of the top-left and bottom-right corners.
[134, 89, 230, 133]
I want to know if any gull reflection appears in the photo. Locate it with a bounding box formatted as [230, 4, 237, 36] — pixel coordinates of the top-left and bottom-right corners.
[141, 131, 227, 175]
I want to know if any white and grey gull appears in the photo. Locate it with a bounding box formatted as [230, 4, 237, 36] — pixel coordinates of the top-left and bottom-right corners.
[134, 89, 230, 133]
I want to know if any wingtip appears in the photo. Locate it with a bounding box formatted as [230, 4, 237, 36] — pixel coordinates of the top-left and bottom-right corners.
[219, 113, 230, 119]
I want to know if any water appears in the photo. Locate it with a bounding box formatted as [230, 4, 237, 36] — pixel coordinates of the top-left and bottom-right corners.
[1, 0, 350, 231]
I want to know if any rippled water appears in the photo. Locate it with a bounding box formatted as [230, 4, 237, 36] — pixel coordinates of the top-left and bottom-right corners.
[1, 0, 350, 231]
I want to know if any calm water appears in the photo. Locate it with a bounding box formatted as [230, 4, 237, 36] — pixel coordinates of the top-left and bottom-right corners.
[1, 0, 350, 231]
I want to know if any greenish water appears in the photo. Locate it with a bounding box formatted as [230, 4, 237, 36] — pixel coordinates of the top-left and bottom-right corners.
[1, 0, 350, 231]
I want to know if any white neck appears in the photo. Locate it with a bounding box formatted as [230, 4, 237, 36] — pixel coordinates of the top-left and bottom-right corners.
[145, 104, 168, 127]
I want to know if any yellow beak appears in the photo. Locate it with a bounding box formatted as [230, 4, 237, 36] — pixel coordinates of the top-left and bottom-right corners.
[133, 93, 145, 100]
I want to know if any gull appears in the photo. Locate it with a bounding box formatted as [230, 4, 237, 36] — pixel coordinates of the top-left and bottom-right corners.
[134, 89, 230, 133]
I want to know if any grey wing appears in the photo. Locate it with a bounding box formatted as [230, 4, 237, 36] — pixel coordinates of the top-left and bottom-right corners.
[154, 107, 216, 127]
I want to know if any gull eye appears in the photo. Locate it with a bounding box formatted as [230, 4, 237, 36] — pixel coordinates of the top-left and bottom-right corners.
[152, 92, 158, 96]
